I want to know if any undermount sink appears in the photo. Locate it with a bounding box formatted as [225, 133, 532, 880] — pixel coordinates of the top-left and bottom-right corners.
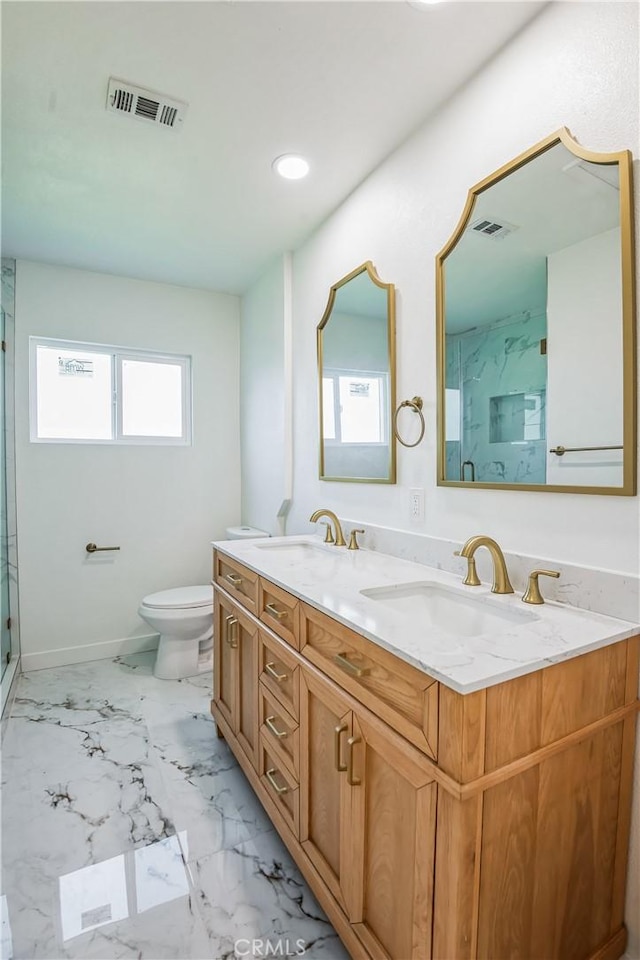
[254, 540, 325, 556]
[360, 581, 539, 638]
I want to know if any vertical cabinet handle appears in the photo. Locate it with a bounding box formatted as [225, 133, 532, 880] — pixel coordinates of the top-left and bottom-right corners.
[225, 615, 238, 648]
[347, 735, 362, 786]
[334, 722, 348, 772]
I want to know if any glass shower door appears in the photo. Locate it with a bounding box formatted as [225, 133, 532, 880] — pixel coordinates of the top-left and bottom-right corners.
[0, 301, 10, 679]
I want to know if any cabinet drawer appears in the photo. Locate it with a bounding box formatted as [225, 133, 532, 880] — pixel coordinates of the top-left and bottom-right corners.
[214, 552, 258, 614]
[300, 603, 439, 760]
[259, 578, 300, 649]
[259, 629, 300, 722]
[259, 681, 299, 780]
[260, 738, 299, 837]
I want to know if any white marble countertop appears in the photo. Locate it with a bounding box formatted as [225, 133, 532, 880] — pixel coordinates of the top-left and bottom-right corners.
[212, 535, 640, 695]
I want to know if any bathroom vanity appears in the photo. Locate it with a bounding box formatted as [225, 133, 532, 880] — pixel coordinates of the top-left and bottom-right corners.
[210, 537, 639, 960]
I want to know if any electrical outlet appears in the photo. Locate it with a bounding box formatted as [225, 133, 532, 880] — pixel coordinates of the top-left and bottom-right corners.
[409, 487, 424, 522]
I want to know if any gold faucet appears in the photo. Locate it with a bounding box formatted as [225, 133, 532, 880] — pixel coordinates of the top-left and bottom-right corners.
[522, 569, 560, 604]
[348, 529, 365, 551]
[455, 535, 514, 594]
[309, 509, 346, 547]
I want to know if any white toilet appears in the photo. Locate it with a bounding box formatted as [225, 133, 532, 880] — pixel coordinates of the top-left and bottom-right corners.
[139, 585, 214, 680]
[141, 528, 269, 680]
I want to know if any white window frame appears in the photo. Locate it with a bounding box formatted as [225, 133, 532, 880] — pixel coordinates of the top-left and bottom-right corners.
[322, 367, 389, 447]
[29, 337, 192, 445]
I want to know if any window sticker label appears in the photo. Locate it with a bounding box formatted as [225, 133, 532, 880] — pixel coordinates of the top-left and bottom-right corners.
[58, 358, 94, 377]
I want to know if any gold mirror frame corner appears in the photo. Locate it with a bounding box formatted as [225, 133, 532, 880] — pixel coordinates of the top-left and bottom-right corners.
[317, 261, 397, 484]
[436, 128, 637, 497]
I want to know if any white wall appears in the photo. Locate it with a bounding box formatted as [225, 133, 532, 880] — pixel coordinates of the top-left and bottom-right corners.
[240, 255, 287, 535]
[282, 0, 639, 575]
[15, 260, 241, 668]
[241, 3, 640, 953]
[547, 227, 623, 487]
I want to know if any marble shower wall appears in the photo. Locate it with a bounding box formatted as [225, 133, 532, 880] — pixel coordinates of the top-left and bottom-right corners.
[445, 310, 547, 483]
[0, 259, 19, 674]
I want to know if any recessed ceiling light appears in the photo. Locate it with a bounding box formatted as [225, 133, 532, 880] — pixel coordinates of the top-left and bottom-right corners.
[408, 0, 444, 8]
[272, 154, 310, 180]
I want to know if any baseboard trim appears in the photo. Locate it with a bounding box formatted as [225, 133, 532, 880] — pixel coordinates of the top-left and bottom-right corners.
[21, 634, 159, 673]
[1, 656, 21, 723]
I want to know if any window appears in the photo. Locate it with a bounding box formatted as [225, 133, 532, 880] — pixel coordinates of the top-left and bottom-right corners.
[30, 338, 192, 444]
[322, 370, 388, 445]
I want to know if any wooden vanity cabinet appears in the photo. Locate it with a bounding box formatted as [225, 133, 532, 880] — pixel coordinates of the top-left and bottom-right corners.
[211, 552, 639, 960]
[213, 589, 259, 769]
[214, 552, 259, 614]
[298, 665, 436, 959]
[259, 682, 299, 780]
[300, 602, 439, 759]
[258, 577, 300, 648]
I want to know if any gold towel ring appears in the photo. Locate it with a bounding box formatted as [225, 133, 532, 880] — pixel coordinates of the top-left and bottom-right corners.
[393, 396, 425, 448]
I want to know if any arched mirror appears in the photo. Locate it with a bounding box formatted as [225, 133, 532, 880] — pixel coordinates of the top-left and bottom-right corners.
[436, 128, 636, 495]
[318, 261, 396, 483]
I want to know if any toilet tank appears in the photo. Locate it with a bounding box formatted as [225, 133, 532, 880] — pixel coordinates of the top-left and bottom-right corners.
[225, 525, 269, 540]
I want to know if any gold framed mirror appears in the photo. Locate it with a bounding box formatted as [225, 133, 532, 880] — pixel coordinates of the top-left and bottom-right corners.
[318, 261, 396, 483]
[436, 128, 636, 495]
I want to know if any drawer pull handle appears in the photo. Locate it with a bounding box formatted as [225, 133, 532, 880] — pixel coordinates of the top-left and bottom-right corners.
[265, 661, 288, 683]
[265, 715, 288, 739]
[266, 767, 289, 795]
[334, 722, 347, 772]
[347, 735, 362, 786]
[225, 573, 243, 586]
[265, 602, 287, 621]
[225, 616, 238, 648]
[334, 652, 370, 678]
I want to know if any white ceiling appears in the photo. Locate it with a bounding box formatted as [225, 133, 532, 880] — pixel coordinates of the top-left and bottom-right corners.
[2, 1, 545, 295]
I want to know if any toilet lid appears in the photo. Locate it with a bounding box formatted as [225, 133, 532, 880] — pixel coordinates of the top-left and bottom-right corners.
[142, 585, 213, 610]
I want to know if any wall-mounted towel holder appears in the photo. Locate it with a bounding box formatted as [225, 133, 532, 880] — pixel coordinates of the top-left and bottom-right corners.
[393, 396, 425, 448]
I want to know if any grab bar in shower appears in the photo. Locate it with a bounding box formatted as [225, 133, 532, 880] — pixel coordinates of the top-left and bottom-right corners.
[549, 445, 623, 456]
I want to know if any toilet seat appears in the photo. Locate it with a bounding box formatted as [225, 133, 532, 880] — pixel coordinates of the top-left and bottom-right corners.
[142, 585, 212, 610]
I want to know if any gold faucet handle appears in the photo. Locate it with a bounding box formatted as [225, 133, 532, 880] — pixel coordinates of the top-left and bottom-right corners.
[454, 550, 481, 587]
[522, 569, 560, 605]
[321, 522, 335, 544]
[348, 529, 365, 551]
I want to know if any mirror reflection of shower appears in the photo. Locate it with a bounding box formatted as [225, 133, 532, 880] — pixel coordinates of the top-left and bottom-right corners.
[440, 133, 629, 490]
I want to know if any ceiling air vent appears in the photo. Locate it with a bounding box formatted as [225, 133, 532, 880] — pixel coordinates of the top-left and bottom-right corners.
[106, 78, 187, 131]
[469, 217, 519, 241]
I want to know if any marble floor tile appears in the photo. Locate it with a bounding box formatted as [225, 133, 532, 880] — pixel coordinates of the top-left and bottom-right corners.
[149, 713, 274, 863]
[186, 831, 350, 960]
[1, 654, 347, 960]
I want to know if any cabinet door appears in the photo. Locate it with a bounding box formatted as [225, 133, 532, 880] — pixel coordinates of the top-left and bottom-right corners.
[235, 609, 259, 769]
[349, 710, 437, 960]
[213, 591, 259, 770]
[299, 667, 354, 916]
[214, 591, 237, 731]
